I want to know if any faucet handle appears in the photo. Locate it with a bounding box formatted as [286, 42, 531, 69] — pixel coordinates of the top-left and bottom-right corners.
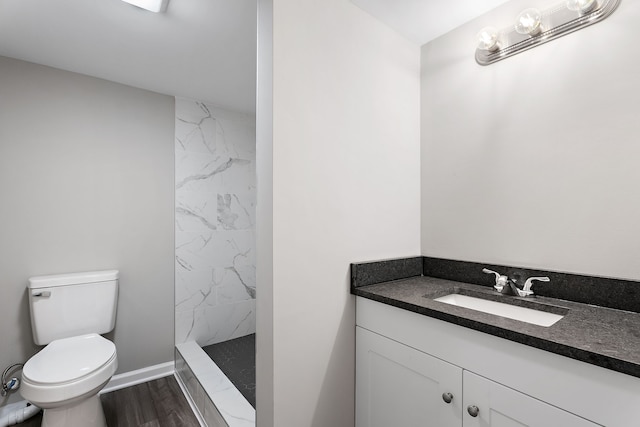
[482, 268, 508, 292]
[482, 268, 500, 277]
[521, 276, 550, 296]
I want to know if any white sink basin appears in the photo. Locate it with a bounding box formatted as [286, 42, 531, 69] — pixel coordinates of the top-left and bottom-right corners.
[434, 294, 564, 327]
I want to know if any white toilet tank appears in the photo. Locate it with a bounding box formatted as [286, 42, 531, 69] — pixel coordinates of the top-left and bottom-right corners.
[28, 270, 119, 345]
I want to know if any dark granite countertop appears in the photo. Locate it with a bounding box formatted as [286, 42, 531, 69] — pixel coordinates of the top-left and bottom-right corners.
[353, 275, 640, 379]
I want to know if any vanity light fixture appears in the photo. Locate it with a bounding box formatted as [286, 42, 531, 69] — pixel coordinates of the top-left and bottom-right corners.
[515, 8, 543, 36]
[567, 0, 599, 14]
[475, 0, 620, 65]
[476, 27, 501, 52]
[121, 0, 169, 13]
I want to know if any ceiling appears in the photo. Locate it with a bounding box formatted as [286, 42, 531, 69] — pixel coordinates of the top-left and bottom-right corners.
[0, 0, 257, 113]
[351, 0, 513, 45]
[0, 1, 513, 113]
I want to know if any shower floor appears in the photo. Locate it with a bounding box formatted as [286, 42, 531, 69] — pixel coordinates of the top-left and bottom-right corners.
[202, 334, 256, 408]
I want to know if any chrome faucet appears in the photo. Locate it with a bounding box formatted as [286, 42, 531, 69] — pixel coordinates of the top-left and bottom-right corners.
[482, 268, 550, 297]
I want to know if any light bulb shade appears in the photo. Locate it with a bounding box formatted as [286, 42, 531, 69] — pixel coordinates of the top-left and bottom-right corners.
[121, 0, 169, 13]
[476, 27, 500, 52]
[515, 8, 543, 36]
[566, 0, 598, 13]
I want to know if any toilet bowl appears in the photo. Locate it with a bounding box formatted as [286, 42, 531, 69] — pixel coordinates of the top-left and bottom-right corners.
[21, 270, 119, 427]
[21, 334, 118, 427]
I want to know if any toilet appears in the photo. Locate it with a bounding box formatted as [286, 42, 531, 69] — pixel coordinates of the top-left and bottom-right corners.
[20, 270, 119, 427]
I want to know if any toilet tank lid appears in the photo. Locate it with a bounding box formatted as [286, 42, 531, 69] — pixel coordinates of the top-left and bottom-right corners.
[28, 270, 119, 289]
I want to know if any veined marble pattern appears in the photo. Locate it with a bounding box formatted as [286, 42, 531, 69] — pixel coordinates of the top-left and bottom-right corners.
[176, 301, 256, 347]
[175, 98, 256, 347]
[176, 188, 255, 233]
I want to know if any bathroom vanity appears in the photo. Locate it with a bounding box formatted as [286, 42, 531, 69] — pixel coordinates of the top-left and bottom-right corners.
[352, 258, 640, 427]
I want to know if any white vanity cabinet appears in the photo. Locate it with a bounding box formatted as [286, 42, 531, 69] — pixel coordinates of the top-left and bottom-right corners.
[356, 327, 462, 427]
[462, 371, 596, 427]
[356, 297, 640, 427]
[356, 327, 597, 427]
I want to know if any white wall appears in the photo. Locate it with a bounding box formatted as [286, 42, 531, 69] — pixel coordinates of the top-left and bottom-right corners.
[259, 0, 421, 425]
[0, 57, 175, 406]
[175, 98, 256, 346]
[421, 0, 640, 280]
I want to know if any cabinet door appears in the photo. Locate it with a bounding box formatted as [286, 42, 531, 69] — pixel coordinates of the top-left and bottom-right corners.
[462, 371, 600, 427]
[356, 327, 462, 427]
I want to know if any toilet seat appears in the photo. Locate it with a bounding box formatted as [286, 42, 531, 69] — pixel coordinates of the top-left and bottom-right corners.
[23, 334, 116, 385]
[21, 334, 117, 408]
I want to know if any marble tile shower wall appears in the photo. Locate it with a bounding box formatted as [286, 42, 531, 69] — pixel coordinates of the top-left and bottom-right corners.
[175, 98, 256, 346]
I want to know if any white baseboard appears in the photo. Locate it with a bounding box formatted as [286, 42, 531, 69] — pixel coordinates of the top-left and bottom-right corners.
[101, 361, 175, 394]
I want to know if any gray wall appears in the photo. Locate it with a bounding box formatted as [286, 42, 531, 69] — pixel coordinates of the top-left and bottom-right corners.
[0, 56, 175, 406]
[421, 0, 640, 281]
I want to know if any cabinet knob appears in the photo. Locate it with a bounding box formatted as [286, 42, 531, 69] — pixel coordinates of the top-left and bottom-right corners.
[441, 392, 453, 404]
[467, 405, 480, 417]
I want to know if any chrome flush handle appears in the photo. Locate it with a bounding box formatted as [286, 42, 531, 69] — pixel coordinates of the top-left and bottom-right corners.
[32, 291, 51, 298]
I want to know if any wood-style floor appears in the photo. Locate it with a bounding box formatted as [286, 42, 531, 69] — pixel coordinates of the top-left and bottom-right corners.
[18, 376, 200, 427]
